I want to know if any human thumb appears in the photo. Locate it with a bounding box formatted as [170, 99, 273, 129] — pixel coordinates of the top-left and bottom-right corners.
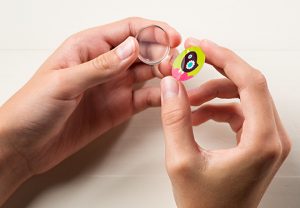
[57, 36, 138, 98]
[161, 76, 198, 157]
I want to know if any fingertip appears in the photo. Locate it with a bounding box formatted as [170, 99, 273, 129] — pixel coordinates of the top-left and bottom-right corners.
[161, 76, 181, 102]
[159, 61, 172, 76]
[184, 37, 201, 48]
[159, 48, 179, 77]
[115, 36, 139, 62]
[184, 38, 220, 67]
[166, 27, 181, 48]
[199, 39, 219, 55]
[130, 36, 140, 57]
[184, 38, 218, 51]
[123, 36, 140, 67]
[191, 116, 199, 126]
[170, 32, 182, 48]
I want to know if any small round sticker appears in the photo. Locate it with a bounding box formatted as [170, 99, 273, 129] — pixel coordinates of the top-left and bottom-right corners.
[136, 25, 170, 65]
[172, 46, 205, 81]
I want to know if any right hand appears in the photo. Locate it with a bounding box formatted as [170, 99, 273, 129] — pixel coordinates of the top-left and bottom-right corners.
[160, 38, 291, 208]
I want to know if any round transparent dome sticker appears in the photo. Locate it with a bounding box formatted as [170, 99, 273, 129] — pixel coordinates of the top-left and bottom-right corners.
[172, 46, 205, 81]
[136, 25, 170, 66]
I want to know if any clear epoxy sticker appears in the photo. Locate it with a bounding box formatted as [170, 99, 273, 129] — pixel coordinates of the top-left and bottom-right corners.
[136, 25, 170, 65]
[172, 46, 205, 81]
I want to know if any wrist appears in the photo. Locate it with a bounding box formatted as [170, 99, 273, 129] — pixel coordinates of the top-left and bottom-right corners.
[0, 127, 32, 205]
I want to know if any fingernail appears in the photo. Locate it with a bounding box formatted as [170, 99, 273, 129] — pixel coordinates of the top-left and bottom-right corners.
[162, 76, 179, 100]
[116, 37, 135, 60]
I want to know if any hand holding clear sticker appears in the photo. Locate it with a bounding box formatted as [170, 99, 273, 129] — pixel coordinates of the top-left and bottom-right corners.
[136, 25, 205, 81]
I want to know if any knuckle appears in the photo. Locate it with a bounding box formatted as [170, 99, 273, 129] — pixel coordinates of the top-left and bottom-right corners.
[229, 103, 242, 117]
[61, 34, 88, 64]
[256, 125, 276, 140]
[206, 79, 219, 89]
[65, 34, 79, 44]
[260, 139, 282, 162]
[126, 17, 169, 30]
[63, 33, 82, 49]
[163, 107, 188, 127]
[51, 71, 66, 90]
[49, 71, 74, 99]
[167, 157, 194, 177]
[126, 16, 142, 23]
[250, 70, 268, 89]
[231, 102, 241, 111]
[156, 20, 170, 27]
[221, 47, 236, 59]
[281, 136, 292, 160]
[93, 53, 112, 71]
[145, 89, 160, 108]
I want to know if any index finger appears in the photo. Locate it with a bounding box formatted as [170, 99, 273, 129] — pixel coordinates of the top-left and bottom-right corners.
[185, 38, 277, 144]
[74, 17, 182, 59]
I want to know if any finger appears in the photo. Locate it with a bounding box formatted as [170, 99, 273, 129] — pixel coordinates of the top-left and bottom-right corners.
[56, 37, 138, 99]
[130, 63, 154, 83]
[103, 17, 181, 48]
[185, 38, 256, 86]
[271, 100, 291, 160]
[151, 48, 179, 79]
[185, 38, 276, 144]
[130, 48, 179, 83]
[129, 62, 168, 84]
[184, 39, 227, 77]
[159, 48, 179, 76]
[161, 76, 199, 157]
[188, 78, 239, 106]
[132, 87, 161, 113]
[71, 17, 181, 60]
[192, 103, 244, 133]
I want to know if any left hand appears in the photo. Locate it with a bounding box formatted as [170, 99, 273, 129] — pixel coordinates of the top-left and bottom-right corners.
[0, 17, 181, 204]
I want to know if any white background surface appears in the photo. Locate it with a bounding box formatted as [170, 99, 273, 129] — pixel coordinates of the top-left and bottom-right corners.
[0, 0, 299, 207]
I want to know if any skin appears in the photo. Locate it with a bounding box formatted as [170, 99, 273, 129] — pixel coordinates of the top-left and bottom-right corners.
[0, 17, 181, 205]
[160, 38, 291, 208]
